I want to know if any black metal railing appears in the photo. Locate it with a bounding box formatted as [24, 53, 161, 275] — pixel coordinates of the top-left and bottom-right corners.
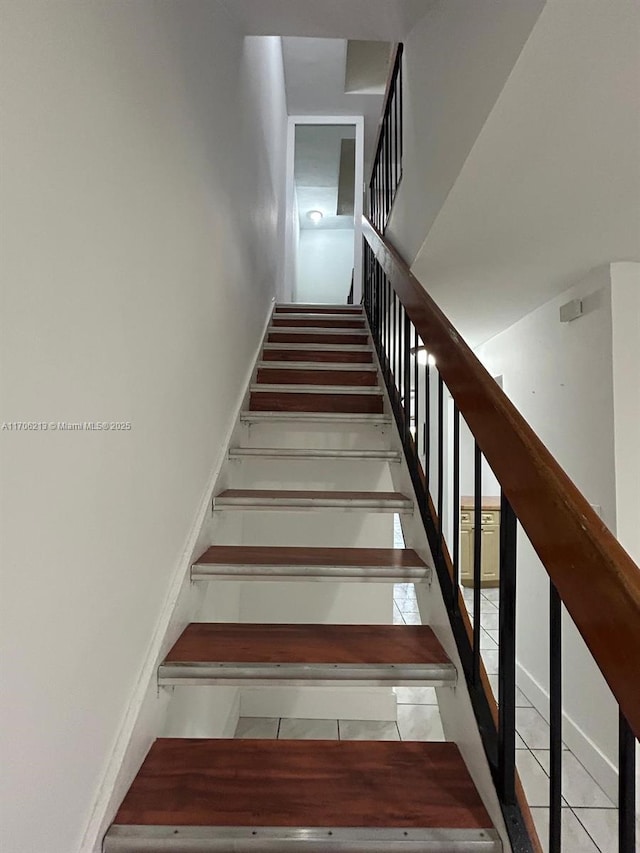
[367, 45, 403, 234]
[363, 235, 638, 853]
[347, 269, 354, 305]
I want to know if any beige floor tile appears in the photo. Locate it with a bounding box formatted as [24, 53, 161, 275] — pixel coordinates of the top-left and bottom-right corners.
[397, 703, 445, 741]
[234, 717, 279, 739]
[533, 751, 614, 808]
[530, 807, 600, 853]
[278, 718, 338, 740]
[516, 749, 551, 807]
[573, 808, 622, 852]
[516, 707, 551, 749]
[339, 720, 400, 740]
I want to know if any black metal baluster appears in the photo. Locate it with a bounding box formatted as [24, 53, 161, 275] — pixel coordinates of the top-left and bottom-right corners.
[391, 292, 397, 387]
[498, 495, 517, 805]
[363, 256, 369, 317]
[549, 581, 562, 853]
[424, 353, 430, 486]
[390, 89, 396, 196]
[452, 404, 460, 612]
[413, 328, 419, 452]
[376, 160, 381, 231]
[376, 154, 381, 232]
[389, 91, 396, 198]
[382, 275, 389, 384]
[373, 262, 380, 354]
[437, 373, 444, 548]
[380, 132, 385, 228]
[385, 278, 390, 382]
[380, 272, 384, 372]
[404, 311, 411, 444]
[398, 48, 403, 173]
[384, 122, 391, 225]
[619, 711, 636, 853]
[398, 304, 404, 414]
[368, 261, 374, 336]
[372, 168, 376, 231]
[473, 442, 482, 685]
[378, 159, 383, 231]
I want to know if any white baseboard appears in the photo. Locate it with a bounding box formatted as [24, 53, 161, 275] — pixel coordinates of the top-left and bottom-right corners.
[80, 299, 275, 853]
[516, 662, 618, 803]
[239, 686, 397, 722]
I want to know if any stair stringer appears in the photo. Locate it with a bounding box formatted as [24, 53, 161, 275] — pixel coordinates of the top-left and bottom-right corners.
[381, 408, 512, 851]
[81, 299, 276, 853]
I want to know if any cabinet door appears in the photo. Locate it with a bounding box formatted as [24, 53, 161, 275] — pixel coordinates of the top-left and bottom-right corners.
[460, 527, 473, 584]
[481, 526, 500, 581]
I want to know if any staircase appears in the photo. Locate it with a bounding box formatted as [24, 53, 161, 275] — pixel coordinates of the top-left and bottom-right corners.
[103, 304, 503, 852]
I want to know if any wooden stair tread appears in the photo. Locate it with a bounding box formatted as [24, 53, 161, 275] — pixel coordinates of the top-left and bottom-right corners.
[272, 318, 365, 329]
[195, 546, 427, 569]
[276, 305, 362, 314]
[262, 349, 373, 363]
[164, 624, 449, 665]
[267, 332, 368, 345]
[113, 740, 493, 829]
[256, 368, 378, 386]
[249, 390, 383, 414]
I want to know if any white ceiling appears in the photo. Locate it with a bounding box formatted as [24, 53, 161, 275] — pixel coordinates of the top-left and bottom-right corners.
[282, 37, 384, 176]
[345, 41, 392, 94]
[411, 0, 640, 347]
[221, 0, 434, 40]
[220, 1, 436, 211]
[295, 125, 356, 230]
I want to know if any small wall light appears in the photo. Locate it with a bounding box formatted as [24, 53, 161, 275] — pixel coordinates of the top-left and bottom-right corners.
[307, 210, 324, 223]
[413, 346, 436, 367]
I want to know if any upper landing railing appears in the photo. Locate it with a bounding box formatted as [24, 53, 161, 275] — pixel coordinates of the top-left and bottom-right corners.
[367, 44, 403, 234]
[364, 41, 639, 853]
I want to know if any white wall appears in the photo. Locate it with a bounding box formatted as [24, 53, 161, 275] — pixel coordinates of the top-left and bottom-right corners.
[386, 0, 545, 265]
[610, 262, 640, 565]
[474, 267, 619, 796]
[0, 5, 287, 853]
[296, 228, 355, 303]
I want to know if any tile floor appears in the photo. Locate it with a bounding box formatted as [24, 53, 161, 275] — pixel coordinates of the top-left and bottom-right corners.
[233, 518, 626, 852]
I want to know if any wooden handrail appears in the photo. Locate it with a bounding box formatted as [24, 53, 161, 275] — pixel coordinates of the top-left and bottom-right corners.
[363, 214, 640, 738]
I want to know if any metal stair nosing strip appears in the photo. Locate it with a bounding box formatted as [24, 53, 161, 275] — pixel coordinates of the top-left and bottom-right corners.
[104, 825, 502, 852]
[239, 411, 392, 423]
[157, 660, 457, 687]
[191, 565, 429, 582]
[212, 492, 413, 513]
[228, 448, 401, 461]
[272, 312, 365, 322]
[275, 303, 363, 311]
[190, 563, 430, 583]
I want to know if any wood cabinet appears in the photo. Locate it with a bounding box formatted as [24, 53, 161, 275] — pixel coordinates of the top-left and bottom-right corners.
[459, 497, 500, 588]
